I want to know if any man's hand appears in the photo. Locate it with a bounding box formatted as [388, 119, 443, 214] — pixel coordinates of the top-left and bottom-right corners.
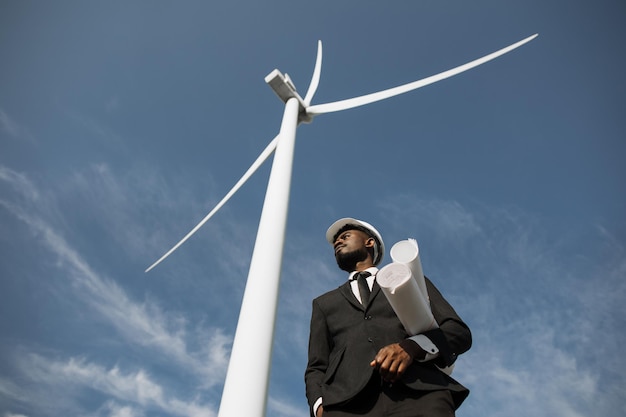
[316, 405, 324, 417]
[369, 343, 414, 382]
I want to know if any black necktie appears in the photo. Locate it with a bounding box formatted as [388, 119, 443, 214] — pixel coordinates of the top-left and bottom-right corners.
[355, 271, 372, 306]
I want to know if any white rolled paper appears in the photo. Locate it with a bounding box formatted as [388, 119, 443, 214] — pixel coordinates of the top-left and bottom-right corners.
[377, 262, 438, 336]
[390, 239, 428, 299]
[381, 240, 454, 375]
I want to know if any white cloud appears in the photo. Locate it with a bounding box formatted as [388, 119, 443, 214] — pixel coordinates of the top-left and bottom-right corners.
[379, 196, 483, 247]
[96, 401, 144, 417]
[62, 161, 234, 269]
[4, 162, 624, 417]
[268, 396, 308, 417]
[0, 108, 35, 143]
[0, 166, 40, 202]
[0, 377, 28, 404]
[370, 195, 626, 416]
[459, 315, 600, 417]
[19, 354, 216, 417]
[0, 109, 20, 137]
[0, 164, 234, 417]
[0, 165, 230, 384]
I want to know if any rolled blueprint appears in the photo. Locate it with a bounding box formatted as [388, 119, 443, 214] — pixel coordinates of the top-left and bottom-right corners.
[381, 239, 454, 375]
[390, 239, 428, 299]
[377, 262, 438, 336]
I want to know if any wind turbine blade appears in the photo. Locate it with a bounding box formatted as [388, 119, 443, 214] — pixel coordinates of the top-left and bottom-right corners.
[303, 40, 323, 106]
[307, 34, 538, 115]
[145, 135, 280, 273]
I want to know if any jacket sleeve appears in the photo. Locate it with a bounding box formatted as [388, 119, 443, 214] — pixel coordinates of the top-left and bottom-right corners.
[304, 298, 330, 416]
[421, 277, 472, 368]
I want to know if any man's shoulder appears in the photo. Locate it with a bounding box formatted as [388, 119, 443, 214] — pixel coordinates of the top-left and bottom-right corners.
[313, 282, 347, 303]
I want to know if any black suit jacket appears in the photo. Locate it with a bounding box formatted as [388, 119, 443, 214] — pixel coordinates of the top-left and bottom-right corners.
[305, 276, 471, 415]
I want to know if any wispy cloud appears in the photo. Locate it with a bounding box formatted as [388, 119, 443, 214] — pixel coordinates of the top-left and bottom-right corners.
[0, 108, 35, 143]
[0, 109, 20, 138]
[0, 165, 229, 413]
[0, 166, 40, 202]
[19, 354, 215, 417]
[2, 195, 222, 375]
[3, 162, 624, 417]
[459, 314, 600, 417]
[92, 400, 144, 417]
[271, 195, 626, 417]
[0, 377, 29, 406]
[268, 396, 308, 417]
[377, 195, 626, 417]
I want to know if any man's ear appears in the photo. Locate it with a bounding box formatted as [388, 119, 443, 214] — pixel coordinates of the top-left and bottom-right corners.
[365, 237, 375, 248]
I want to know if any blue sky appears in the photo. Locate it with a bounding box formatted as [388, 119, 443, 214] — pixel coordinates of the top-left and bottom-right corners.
[1, 1, 624, 417]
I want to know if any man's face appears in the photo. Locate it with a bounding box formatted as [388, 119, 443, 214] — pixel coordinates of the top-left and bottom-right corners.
[333, 229, 373, 272]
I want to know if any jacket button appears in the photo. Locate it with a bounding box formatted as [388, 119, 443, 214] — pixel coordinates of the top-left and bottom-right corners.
[368, 337, 373, 342]
[364, 315, 372, 320]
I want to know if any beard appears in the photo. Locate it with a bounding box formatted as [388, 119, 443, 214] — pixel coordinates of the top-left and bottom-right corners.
[335, 246, 370, 272]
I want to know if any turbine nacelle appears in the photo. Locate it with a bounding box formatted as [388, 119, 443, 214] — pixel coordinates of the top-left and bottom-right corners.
[264, 69, 312, 123]
[265, 39, 324, 124]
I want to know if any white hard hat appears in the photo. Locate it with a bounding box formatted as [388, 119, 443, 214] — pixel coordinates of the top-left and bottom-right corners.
[326, 218, 385, 265]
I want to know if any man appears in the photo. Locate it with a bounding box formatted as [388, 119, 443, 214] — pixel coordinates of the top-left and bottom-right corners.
[305, 218, 472, 417]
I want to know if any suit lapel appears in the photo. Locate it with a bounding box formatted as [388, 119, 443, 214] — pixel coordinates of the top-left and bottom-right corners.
[338, 279, 382, 312]
[339, 281, 365, 311]
[370, 279, 381, 304]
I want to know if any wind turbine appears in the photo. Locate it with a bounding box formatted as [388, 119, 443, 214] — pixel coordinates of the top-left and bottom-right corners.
[146, 33, 538, 417]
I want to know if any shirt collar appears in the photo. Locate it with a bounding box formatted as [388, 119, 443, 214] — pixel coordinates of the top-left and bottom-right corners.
[348, 266, 378, 281]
